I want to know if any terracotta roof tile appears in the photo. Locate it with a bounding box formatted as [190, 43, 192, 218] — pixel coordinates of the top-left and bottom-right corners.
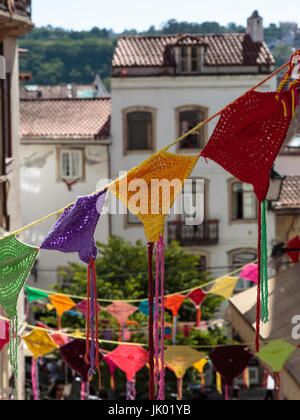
[273, 176, 300, 210]
[20, 98, 111, 140]
[112, 34, 274, 68]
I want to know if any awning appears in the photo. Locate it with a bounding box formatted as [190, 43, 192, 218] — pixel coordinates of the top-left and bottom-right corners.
[226, 263, 300, 400]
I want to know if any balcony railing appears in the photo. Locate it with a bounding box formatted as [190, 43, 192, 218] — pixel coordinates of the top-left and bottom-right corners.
[0, 0, 31, 18]
[168, 219, 219, 246]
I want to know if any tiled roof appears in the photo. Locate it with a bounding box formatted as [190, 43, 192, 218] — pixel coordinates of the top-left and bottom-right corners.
[273, 176, 300, 210]
[112, 34, 274, 68]
[20, 98, 111, 140]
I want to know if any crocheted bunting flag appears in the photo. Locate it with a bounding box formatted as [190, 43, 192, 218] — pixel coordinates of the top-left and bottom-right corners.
[40, 190, 107, 264]
[0, 321, 9, 351]
[193, 358, 208, 374]
[105, 302, 137, 325]
[240, 264, 258, 283]
[201, 90, 293, 202]
[107, 345, 149, 381]
[208, 276, 238, 300]
[60, 339, 104, 382]
[256, 340, 296, 373]
[187, 289, 207, 308]
[0, 235, 38, 317]
[104, 356, 117, 390]
[209, 345, 252, 386]
[164, 346, 203, 379]
[286, 236, 300, 264]
[138, 301, 156, 317]
[50, 332, 69, 348]
[164, 295, 186, 317]
[24, 286, 49, 303]
[77, 299, 101, 317]
[109, 150, 199, 243]
[49, 294, 76, 316]
[22, 329, 58, 360]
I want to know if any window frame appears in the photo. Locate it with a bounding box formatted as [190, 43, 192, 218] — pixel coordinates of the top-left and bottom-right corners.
[178, 46, 201, 74]
[57, 266, 73, 287]
[56, 147, 85, 182]
[228, 248, 257, 293]
[126, 211, 142, 227]
[122, 106, 156, 155]
[175, 105, 208, 152]
[228, 178, 258, 224]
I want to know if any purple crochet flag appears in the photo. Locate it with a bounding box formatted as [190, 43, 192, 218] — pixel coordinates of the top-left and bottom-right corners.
[41, 190, 107, 264]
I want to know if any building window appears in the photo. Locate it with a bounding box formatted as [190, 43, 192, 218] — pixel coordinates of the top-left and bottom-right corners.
[232, 182, 257, 221]
[179, 46, 200, 74]
[181, 178, 205, 224]
[177, 106, 208, 150]
[57, 267, 73, 288]
[197, 255, 207, 272]
[59, 149, 83, 180]
[127, 211, 142, 225]
[124, 108, 156, 152]
[229, 249, 257, 292]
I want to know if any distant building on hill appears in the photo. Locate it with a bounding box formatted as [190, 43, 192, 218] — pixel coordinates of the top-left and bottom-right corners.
[20, 74, 109, 99]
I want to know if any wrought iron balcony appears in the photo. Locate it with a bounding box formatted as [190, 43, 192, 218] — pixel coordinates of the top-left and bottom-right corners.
[0, 0, 31, 18]
[168, 219, 219, 246]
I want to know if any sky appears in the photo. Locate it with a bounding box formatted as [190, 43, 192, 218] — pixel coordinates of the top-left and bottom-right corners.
[32, 0, 300, 32]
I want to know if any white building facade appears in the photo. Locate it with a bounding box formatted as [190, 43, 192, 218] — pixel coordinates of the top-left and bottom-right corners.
[20, 98, 111, 291]
[0, 0, 33, 401]
[110, 12, 277, 284]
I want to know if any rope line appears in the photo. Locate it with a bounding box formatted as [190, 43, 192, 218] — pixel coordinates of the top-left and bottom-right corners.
[0, 62, 289, 242]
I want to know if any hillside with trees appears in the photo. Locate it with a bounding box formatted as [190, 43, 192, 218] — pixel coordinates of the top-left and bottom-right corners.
[19, 20, 299, 89]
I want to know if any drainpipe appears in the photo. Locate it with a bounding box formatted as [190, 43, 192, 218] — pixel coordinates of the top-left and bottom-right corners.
[106, 141, 112, 237]
[0, 43, 8, 232]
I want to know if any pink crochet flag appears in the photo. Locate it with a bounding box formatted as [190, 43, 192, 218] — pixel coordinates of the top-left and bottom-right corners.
[0, 318, 6, 340]
[105, 302, 137, 325]
[0, 321, 9, 350]
[107, 345, 149, 381]
[240, 264, 258, 283]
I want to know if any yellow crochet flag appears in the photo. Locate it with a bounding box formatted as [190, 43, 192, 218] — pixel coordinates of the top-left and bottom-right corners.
[110, 150, 199, 242]
[193, 358, 208, 374]
[164, 346, 203, 379]
[208, 276, 238, 300]
[216, 371, 222, 394]
[22, 329, 58, 360]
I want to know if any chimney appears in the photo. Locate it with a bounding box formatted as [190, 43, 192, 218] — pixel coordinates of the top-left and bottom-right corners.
[247, 10, 264, 42]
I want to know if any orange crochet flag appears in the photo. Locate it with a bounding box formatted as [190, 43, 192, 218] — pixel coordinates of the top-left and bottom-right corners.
[110, 150, 199, 242]
[164, 295, 186, 317]
[49, 294, 76, 316]
[49, 294, 76, 329]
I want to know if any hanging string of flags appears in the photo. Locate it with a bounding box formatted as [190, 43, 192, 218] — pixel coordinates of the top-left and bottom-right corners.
[0, 52, 299, 399]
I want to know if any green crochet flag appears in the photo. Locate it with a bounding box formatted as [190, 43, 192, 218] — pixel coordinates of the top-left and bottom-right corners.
[0, 235, 38, 317]
[256, 340, 296, 372]
[0, 235, 39, 396]
[24, 286, 48, 303]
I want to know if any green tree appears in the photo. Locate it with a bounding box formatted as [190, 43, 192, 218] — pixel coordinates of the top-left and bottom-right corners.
[272, 45, 294, 68]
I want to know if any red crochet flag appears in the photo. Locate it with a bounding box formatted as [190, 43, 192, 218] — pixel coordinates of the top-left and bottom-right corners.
[201, 90, 293, 202]
[286, 236, 300, 264]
